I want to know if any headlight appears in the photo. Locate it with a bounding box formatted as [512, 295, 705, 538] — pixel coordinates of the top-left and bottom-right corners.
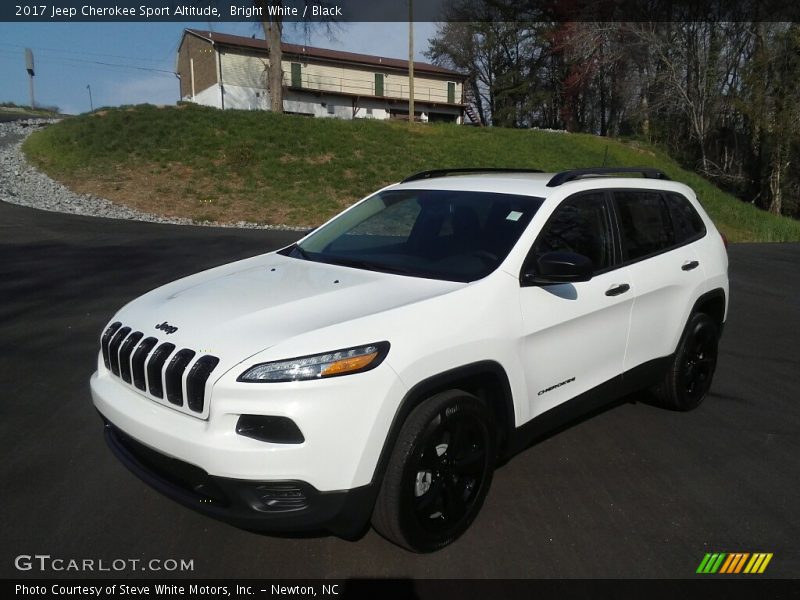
[238, 342, 390, 383]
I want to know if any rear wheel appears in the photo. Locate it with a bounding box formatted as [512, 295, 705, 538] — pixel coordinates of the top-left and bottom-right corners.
[651, 312, 719, 411]
[372, 390, 496, 552]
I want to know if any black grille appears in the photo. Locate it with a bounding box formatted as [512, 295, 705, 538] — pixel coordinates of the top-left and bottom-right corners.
[101, 323, 220, 416]
[118, 331, 143, 383]
[131, 337, 158, 390]
[165, 349, 196, 406]
[146, 342, 175, 399]
[108, 424, 230, 507]
[107, 326, 131, 376]
[101, 322, 122, 369]
[187, 356, 220, 412]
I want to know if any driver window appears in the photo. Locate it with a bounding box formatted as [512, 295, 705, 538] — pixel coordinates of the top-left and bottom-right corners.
[532, 193, 613, 273]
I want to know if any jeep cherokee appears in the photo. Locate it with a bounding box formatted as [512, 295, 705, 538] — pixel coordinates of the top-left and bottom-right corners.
[91, 167, 729, 552]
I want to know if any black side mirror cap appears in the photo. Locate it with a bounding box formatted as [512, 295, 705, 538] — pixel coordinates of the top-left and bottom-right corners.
[521, 251, 594, 286]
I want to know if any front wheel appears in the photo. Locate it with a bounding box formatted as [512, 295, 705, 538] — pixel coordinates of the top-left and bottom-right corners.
[651, 312, 720, 411]
[371, 390, 496, 552]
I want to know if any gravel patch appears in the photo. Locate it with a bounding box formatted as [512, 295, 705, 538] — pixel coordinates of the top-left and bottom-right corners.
[0, 118, 306, 231]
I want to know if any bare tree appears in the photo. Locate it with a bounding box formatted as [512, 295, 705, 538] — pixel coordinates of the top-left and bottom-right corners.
[624, 21, 753, 172]
[254, 1, 340, 114]
[251, 1, 285, 113]
[742, 23, 799, 215]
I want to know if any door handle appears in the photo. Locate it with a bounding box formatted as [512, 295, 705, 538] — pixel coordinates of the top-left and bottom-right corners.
[682, 260, 700, 271]
[605, 283, 630, 297]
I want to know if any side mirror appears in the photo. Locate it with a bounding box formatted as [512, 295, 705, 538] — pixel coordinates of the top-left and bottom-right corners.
[521, 251, 594, 286]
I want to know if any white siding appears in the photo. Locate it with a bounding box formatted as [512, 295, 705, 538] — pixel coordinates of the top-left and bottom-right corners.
[284, 90, 390, 120]
[220, 51, 268, 89]
[190, 83, 222, 109]
[284, 59, 462, 104]
[223, 84, 270, 111]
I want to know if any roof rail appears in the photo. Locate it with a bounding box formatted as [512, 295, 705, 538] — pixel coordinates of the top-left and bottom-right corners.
[546, 167, 670, 187]
[402, 167, 543, 183]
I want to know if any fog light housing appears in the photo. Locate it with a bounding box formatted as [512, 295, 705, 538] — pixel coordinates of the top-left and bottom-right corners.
[236, 415, 305, 444]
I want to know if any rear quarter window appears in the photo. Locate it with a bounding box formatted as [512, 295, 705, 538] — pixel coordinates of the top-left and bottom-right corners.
[666, 192, 706, 243]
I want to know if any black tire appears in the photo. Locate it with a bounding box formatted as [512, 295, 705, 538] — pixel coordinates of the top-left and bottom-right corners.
[651, 312, 719, 411]
[371, 389, 497, 552]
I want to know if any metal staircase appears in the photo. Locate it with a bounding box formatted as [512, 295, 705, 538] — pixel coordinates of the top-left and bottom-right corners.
[463, 86, 483, 126]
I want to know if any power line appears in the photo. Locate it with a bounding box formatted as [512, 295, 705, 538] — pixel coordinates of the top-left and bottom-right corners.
[0, 41, 174, 67]
[0, 48, 174, 75]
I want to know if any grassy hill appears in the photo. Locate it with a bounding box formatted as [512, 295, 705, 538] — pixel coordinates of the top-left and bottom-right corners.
[22, 103, 800, 242]
[1, 102, 63, 120]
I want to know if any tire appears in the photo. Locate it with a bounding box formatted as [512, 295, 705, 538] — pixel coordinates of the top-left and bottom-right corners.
[371, 389, 497, 552]
[651, 312, 720, 411]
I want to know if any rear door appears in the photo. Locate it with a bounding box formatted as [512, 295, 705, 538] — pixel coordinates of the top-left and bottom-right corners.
[613, 190, 708, 371]
[519, 192, 633, 417]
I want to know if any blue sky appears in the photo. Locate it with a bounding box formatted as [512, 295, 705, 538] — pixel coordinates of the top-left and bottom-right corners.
[0, 22, 438, 115]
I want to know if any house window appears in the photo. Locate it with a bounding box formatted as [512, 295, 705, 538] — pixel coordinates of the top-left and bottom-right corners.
[327, 103, 335, 115]
[291, 63, 302, 88]
[375, 73, 385, 97]
[366, 107, 373, 116]
[447, 81, 456, 104]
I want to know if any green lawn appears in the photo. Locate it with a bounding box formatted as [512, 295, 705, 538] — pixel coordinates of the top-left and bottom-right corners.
[22, 103, 800, 241]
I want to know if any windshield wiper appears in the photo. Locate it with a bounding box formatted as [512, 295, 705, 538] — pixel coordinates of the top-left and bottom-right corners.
[291, 244, 313, 261]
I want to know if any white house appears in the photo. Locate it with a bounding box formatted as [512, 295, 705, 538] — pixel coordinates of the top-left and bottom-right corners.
[176, 29, 468, 123]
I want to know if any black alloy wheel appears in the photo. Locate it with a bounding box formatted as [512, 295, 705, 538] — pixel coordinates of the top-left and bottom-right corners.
[372, 390, 496, 552]
[652, 312, 720, 411]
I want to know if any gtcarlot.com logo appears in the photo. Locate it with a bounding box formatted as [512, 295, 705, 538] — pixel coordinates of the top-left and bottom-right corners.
[14, 554, 194, 573]
[696, 552, 773, 574]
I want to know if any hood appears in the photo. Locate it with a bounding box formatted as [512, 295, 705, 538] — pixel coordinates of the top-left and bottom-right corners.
[112, 252, 464, 372]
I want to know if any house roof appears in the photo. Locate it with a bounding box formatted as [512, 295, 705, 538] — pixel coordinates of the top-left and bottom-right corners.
[184, 29, 467, 79]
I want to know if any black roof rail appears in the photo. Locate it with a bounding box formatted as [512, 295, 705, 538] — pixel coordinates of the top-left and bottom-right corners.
[402, 167, 543, 183]
[546, 167, 671, 187]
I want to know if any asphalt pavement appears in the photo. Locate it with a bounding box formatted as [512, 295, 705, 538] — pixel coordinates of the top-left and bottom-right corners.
[1, 199, 798, 579]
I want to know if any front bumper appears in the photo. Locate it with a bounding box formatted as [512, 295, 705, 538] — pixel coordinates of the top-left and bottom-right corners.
[90, 361, 407, 491]
[102, 418, 375, 538]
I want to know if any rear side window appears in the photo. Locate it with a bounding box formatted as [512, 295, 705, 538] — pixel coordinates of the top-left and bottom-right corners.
[666, 193, 706, 243]
[614, 191, 675, 261]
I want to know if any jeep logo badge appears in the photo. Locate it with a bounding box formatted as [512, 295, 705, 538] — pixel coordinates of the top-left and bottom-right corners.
[155, 321, 178, 335]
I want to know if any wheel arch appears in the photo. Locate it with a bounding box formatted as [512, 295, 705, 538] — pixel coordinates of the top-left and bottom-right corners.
[370, 361, 515, 489]
[692, 288, 726, 331]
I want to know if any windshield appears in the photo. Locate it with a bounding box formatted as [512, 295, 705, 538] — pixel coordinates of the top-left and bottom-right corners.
[283, 189, 543, 282]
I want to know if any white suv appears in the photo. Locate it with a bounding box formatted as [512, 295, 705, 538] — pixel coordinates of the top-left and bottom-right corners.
[91, 167, 728, 552]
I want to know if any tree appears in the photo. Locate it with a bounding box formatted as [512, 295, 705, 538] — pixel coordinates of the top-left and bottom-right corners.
[741, 23, 800, 215]
[623, 21, 753, 173]
[253, 0, 285, 113]
[425, 0, 553, 127]
[254, 1, 339, 114]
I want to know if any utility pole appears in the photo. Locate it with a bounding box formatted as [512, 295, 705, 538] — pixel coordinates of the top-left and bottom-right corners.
[87, 84, 94, 112]
[25, 48, 35, 109]
[408, 0, 414, 124]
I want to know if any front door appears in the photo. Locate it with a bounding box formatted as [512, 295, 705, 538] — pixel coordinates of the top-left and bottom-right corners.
[519, 192, 633, 418]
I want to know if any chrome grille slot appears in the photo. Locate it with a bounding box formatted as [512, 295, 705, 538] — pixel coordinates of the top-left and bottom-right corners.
[131, 337, 158, 390]
[146, 342, 175, 399]
[107, 326, 131, 376]
[186, 356, 220, 413]
[165, 349, 196, 406]
[118, 332, 143, 383]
